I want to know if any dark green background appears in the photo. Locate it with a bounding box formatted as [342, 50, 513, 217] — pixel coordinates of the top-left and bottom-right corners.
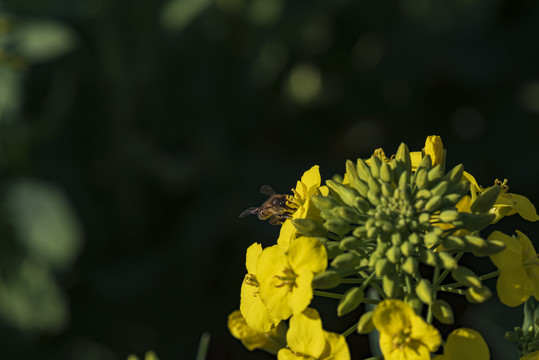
[1, 0, 538, 359]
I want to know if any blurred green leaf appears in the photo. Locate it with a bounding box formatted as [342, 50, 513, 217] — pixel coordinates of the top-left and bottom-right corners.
[4, 179, 83, 270]
[0, 260, 68, 333]
[160, 0, 212, 33]
[14, 19, 77, 63]
[0, 66, 23, 123]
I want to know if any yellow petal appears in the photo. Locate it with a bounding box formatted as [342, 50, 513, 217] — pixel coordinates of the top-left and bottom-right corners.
[289, 270, 314, 314]
[441, 328, 490, 360]
[300, 165, 321, 193]
[286, 308, 326, 358]
[228, 310, 285, 354]
[409, 315, 441, 352]
[496, 269, 532, 307]
[246, 243, 263, 274]
[410, 151, 422, 170]
[288, 237, 327, 274]
[506, 194, 539, 221]
[259, 276, 293, 320]
[240, 282, 279, 332]
[489, 231, 523, 270]
[424, 135, 444, 167]
[277, 220, 297, 251]
[462, 171, 480, 194]
[277, 349, 297, 360]
[322, 332, 351, 360]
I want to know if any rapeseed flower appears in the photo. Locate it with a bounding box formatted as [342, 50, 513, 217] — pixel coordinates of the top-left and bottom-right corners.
[410, 135, 445, 169]
[257, 237, 327, 321]
[277, 308, 350, 360]
[373, 299, 441, 360]
[240, 243, 281, 332]
[278, 165, 326, 249]
[432, 328, 489, 360]
[489, 230, 539, 307]
[521, 351, 539, 360]
[228, 310, 287, 354]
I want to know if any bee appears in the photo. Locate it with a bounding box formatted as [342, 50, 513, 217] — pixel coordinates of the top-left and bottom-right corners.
[239, 185, 294, 225]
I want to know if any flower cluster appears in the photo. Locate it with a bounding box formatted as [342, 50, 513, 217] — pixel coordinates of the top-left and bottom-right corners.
[229, 136, 539, 359]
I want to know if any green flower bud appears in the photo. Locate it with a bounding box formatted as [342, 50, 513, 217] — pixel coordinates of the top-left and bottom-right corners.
[424, 195, 443, 212]
[356, 158, 373, 181]
[335, 206, 361, 223]
[380, 163, 393, 183]
[367, 226, 380, 238]
[428, 164, 444, 183]
[357, 311, 375, 334]
[340, 236, 362, 251]
[381, 183, 393, 198]
[402, 256, 418, 275]
[313, 270, 342, 289]
[404, 293, 423, 314]
[415, 279, 434, 305]
[387, 245, 402, 264]
[439, 209, 459, 222]
[367, 176, 381, 196]
[432, 299, 454, 324]
[436, 252, 456, 270]
[452, 266, 482, 288]
[463, 235, 487, 250]
[442, 236, 467, 251]
[414, 199, 426, 210]
[430, 181, 449, 197]
[409, 233, 421, 245]
[442, 164, 464, 185]
[383, 275, 401, 298]
[418, 212, 431, 224]
[353, 197, 370, 213]
[423, 233, 439, 248]
[470, 185, 502, 214]
[352, 226, 367, 238]
[292, 219, 328, 237]
[400, 241, 414, 257]
[326, 180, 359, 208]
[459, 212, 495, 232]
[415, 169, 429, 189]
[369, 155, 381, 179]
[325, 242, 344, 259]
[375, 258, 392, 277]
[324, 218, 351, 236]
[337, 287, 364, 316]
[472, 239, 506, 257]
[441, 193, 463, 207]
[331, 252, 361, 270]
[416, 189, 432, 200]
[398, 171, 410, 190]
[465, 285, 491, 303]
[311, 195, 342, 211]
[416, 154, 432, 172]
[419, 247, 438, 267]
[447, 181, 470, 197]
[391, 232, 402, 246]
[395, 143, 412, 171]
[367, 190, 381, 206]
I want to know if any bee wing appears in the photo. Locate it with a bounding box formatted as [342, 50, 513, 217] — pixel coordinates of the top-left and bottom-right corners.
[260, 185, 276, 196]
[239, 207, 260, 218]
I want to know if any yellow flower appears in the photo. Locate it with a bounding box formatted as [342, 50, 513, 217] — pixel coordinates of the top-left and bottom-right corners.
[278, 165, 327, 249]
[257, 237, 327, 321]
[521, 351, 539, 360]
[489, 230, 539, 307]
[373, 299, 441, 360]
[228, 310, 288, 354]
[277, 308, 350, 360]
[432, 328, 489, 360]
[240, 243, 281, 332]
[464, 175, 539, 224]
[410, 135, 445, 169]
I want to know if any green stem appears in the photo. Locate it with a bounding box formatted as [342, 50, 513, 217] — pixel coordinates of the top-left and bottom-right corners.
[360, 271, 387, 299]
[314, 290, 343, 300]
[479, 270, 500, 281]
[436, 286, 465, 295]
[427, 266, 440, 324]
[362, 298, 380, 305]
[359, 271, 377, 291]
[341, 322, 359, 338]
[196, 332, 211, 360]
[341, 278, 364, 284]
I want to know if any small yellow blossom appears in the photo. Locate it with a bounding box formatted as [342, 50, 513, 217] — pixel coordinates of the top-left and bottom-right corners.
[257, 237, 327, 321]
[228, 310, 288, 354]
[464, 175, 539, 224]
[432, 328, 489, 360]
[373, 299, 441, 360]
[410, 135, 445, 169]
[489, 230, 539, 307]
[240, 243, 281, 332]
[277, 308, 350, 360]
[521, 351, 539, 360]
[278, 165, 327, 249]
